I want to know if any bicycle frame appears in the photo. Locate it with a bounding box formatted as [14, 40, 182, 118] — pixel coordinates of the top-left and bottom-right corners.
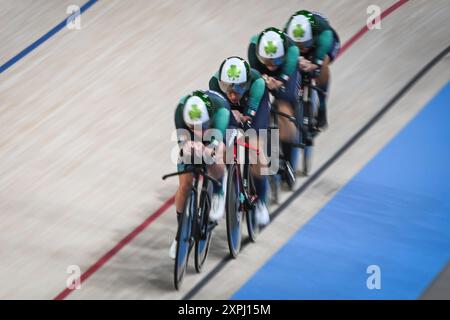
[230, 129, 258, 210]
[225, 127, 260, 256]
[162, 164, 221, 240]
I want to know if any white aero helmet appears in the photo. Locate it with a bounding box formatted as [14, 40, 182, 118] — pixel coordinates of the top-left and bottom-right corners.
[286, 10, 315, 48]
[256, 27, 287, 67]
[218, 56, 251, 95]
[182, 90, 212, 128]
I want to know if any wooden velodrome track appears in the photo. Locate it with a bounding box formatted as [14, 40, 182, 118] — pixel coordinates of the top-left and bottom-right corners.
[1, 0, 449, 299]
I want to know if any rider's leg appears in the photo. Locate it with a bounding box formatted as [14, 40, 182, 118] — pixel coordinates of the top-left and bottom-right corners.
[170, 168, 193, 258]
[210, 162, 225, 196]
[274, 68, 302, 172]
[278, 100, 301, 172]
[250, 159, 269, 226]
[247, 89, 270, 203]
[316, 56, 330, 129]
[278, 101, 297, 142]
[207, 142, 225, 180]
[208, 142, 226, 221]
[175, 169, 193, 230]
[246, 92, 271, 226]
[248, 135, 269, 202]
[253, 173, 268, 203]
[276, 69, 300, 144]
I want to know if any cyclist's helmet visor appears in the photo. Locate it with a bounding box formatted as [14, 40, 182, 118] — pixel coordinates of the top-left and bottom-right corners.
[259, 56, 285, 68]
[186, 120, 211, 131]
[218, 80, 250, 95]
[299, 39, 313, 49]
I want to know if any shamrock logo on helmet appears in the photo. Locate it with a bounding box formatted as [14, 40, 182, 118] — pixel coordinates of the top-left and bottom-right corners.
[227, 64, 241, 81]
[293, 24, 305, 38]
[188, 104, 202, 120]
[264, 41, 278, 56]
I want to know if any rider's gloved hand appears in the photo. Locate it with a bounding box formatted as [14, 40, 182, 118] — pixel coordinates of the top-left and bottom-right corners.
[204, 139, 218, 160]
[263, 74, 284, 91]
[192, 141, 205, 157]
[181, 140, 194, 157]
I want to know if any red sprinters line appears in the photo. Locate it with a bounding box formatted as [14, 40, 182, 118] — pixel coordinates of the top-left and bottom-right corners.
[53, 0, 408, 300]
[337, 0, 409, 58]
[237, 140, 260, 154]
[54, 196, 175, 300]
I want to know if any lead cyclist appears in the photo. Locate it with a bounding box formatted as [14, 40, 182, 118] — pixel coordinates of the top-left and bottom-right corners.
[169, 90, 230, 259]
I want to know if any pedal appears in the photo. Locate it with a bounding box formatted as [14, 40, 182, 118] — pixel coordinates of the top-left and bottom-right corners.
[292, 142, 305, 149]
[207, 221, 218, 231]
[247, 194, 258, 207]
[311, 127, 321, 139]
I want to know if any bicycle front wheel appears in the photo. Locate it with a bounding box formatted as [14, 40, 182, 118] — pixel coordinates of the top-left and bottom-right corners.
[225, 163, 243, 258]
[195, 180, 213, 273]
[174, 190, 195, 290]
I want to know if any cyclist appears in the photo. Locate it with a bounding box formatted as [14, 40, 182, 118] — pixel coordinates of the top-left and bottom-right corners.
[284, 10, 340, 129]
[170, 90, 230, 259]
[247, 27, 302, 176]
[209, 56, 270, 226]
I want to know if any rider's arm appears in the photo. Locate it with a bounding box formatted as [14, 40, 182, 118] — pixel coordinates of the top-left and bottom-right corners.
[280, 44, 300, 81]
[246, 77, 265, 120]
[213, 107, 230, 139]
[314, 29, 334, 66]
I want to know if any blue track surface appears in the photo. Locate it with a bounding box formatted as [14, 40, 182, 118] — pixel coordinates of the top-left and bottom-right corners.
[233, 82, 450, 299]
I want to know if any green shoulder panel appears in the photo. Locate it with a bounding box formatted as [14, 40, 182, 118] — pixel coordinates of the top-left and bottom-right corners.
[178, 95, 188, 105]
[250, 34, 259, 45]
[208, 91, 228, 111]
[250, 68, 262, 80]
[208, 91, 230, 140]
